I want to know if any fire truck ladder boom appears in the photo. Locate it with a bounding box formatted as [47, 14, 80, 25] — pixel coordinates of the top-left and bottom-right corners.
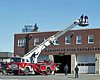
[24, 15, 89, 63]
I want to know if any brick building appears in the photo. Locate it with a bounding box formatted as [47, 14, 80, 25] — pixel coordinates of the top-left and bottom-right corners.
[14, 28, 100, 74]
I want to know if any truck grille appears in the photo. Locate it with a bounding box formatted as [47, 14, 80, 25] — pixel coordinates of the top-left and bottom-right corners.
[9, 64, 18, 69]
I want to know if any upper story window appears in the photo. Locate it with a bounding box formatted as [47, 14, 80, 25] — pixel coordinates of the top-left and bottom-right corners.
[88, 35, 94, 44]
[65, 36, 70, 44]
[76, 36, 82, 44]
[18, 39, 26, 47]
[34, 38, 39, 46]
[54, 39, 59, 45]
[44, 37, 48, 41]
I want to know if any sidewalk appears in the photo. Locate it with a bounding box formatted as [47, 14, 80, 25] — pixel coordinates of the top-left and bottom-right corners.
[0, 73, 100, 80]
[55, 73, 100, 80]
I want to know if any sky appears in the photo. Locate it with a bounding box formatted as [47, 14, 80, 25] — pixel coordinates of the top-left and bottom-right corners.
[0, 0, 100, 53]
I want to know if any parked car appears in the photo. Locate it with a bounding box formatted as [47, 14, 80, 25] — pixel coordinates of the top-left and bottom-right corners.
[0, 62, 7, 74]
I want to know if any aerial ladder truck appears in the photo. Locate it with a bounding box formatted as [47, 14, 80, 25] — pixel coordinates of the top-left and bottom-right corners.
[7, 15, 89, 75]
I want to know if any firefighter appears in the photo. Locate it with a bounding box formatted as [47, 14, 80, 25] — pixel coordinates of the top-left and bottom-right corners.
[84, 15, 88, 24]
[64, 64, 68, 76]
[80, 14, 84, 19]
[80, 14, 85, 24]
[75, 65, 79, 78]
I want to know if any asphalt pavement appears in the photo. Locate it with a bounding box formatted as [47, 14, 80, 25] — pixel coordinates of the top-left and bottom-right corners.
[0, 73, 100, 80]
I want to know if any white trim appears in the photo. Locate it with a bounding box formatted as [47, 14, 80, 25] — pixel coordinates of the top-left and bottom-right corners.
[76, 35, 82, 44]
[18, 39, 26, 47]
[34, 38, 39, 46]
[88, 35, 94, 44]
[54, 39, 59, 45]
[65, 36, 71, 45]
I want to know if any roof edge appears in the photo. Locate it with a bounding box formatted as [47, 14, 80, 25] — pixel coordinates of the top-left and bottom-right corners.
[15, 28, 100, 35]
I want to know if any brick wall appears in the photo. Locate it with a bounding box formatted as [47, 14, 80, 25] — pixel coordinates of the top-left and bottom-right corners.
[14, 28, 100, 56]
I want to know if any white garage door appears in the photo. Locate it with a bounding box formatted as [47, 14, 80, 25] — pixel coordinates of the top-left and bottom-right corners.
[77, 54, 95, 74]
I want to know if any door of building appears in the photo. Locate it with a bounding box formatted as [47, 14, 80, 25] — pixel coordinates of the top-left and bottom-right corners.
[54, 55, 71, 73]
[77, 54, 95, 73]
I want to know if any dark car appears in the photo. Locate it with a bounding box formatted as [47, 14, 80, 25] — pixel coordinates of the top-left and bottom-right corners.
[0, 62, 7, 74]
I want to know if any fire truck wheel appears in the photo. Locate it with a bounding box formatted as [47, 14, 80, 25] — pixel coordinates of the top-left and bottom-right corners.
[2, 69, 6, 75]
[45, 68, 51, 75]
[24, 68, 29, 75]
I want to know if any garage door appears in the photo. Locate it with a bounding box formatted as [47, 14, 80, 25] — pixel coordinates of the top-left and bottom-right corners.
[77, 54, 95, 74]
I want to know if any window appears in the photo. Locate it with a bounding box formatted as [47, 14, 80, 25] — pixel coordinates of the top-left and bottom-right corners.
[10, 58, 21, 63]
[88, 35, 94, 44]
[54, 39, 59, 45]
[44, 37, 48, 41]
[34, 38, 39, 46]
[22, 59, 25, 62]
[76, 36, 82, 44]
[65, 36, 70, 44]
[18, 39, 26, 47]
[26, 59, 29, 62]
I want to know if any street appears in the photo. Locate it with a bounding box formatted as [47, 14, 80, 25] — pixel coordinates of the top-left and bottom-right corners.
[0, 74, 100, 80]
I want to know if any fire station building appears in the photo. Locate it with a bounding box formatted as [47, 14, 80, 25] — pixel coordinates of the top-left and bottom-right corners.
[14, 28, 100, 74]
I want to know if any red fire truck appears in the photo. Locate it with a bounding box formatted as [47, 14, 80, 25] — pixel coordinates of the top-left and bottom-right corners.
[7, 15, 89, 75]
[7, 57, 59, 75]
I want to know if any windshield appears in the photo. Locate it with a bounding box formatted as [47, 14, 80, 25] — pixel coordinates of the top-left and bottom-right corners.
[10, 58, 21, 63]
